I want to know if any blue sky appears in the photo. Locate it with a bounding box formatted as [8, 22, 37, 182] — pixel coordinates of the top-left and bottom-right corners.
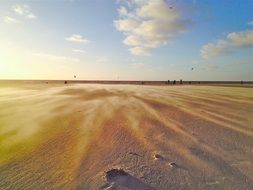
[0, 0, 252, 80]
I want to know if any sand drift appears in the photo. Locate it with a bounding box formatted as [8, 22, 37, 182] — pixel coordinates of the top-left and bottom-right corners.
[0, 83, 253, 189]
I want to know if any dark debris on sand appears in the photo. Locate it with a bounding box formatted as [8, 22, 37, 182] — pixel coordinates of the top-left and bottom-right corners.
[154, 154, 163, 159]
[169, 162, 177, 167]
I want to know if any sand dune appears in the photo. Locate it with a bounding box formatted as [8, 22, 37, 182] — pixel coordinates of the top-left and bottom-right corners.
[0, 83, 253, 189]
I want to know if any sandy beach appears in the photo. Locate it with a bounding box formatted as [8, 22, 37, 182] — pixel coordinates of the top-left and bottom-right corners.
[0, 82, 253, 190]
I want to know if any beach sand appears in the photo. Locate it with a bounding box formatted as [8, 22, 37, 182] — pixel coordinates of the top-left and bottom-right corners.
[0, 83, 253, 189]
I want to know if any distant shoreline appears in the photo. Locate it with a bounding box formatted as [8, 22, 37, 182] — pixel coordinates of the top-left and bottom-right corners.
[0, 79, 253, 88]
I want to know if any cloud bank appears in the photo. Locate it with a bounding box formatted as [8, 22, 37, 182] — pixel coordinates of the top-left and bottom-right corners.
[114, 0, 189, 56]
[201, 30, 253, 60]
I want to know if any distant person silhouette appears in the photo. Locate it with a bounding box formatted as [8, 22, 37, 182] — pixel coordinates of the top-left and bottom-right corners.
[173, 80, 176, 85]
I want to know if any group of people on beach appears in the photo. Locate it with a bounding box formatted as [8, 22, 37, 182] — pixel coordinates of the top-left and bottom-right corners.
[167, 80, 183, 84]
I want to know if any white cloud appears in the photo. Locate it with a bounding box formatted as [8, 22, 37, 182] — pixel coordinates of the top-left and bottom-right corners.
[118, 6, 128, 17]
[72, 49, 86, 53]
[115, 18, 140, 32]
[129, 46, 151, 56]
[227, 31, 253, 47]
[200, 40, 230, 60]
[3, 4, 36, 24]
[13, 4, 27, 15]
[13, 4, 37, 19]
[65, 34, 90, 44]
[3, 16, 19, 24]
[34, 53, 79, 62]
[114, 0, 189, 56]
[200, 30, 253, 60]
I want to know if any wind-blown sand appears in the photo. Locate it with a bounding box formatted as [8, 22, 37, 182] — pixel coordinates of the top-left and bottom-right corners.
[0, 83, 253, 190]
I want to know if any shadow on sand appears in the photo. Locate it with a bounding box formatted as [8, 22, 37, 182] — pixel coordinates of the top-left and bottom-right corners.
[103, 169, 156, 190]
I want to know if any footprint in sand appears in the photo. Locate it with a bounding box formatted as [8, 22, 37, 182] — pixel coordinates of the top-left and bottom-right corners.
[103, 168, 155, 190]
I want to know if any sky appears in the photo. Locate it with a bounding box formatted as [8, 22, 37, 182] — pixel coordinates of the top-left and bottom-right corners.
[0, 0, 252, 81]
